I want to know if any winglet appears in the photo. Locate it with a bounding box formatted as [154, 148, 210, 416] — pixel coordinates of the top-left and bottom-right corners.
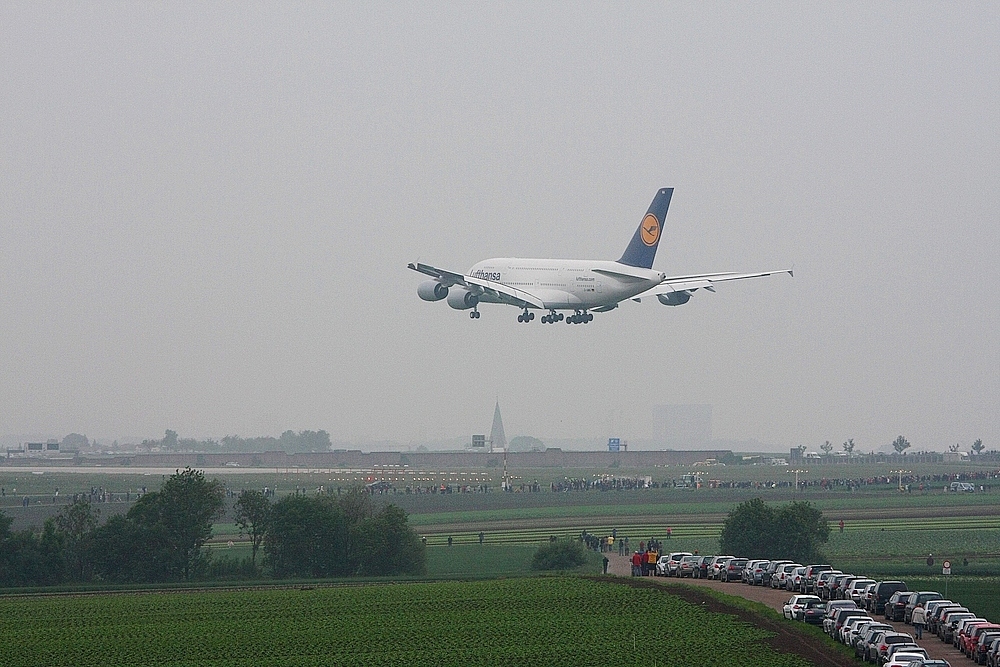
[617, 188, 673, 269]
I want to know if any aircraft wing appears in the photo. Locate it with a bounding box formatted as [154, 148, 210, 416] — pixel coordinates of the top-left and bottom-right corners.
[635, 269, 793, 298]
[408, 262, 545, 308]
[408, 262, 467, 287]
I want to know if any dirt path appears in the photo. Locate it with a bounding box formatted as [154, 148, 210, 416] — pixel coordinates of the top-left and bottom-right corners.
[603, 551, 967, 665]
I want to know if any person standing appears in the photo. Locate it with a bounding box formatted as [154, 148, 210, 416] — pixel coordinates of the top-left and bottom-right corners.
[602, 556, 609, 574]
[911, 603, 926, 639]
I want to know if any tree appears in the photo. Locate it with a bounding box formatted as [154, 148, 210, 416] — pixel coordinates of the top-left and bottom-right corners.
[842, 439, 855, 454]
[95, 468, 225, 582]
[891, 435, 911, 455]
[234, 490, 271, 568]
[773, 502, 830, 563]
[971, 439, 985, 456]
[821, 441, 834, 455]
[265, 495, 348, 578]
[163, 429, 179, 450]
[531, 539, 587, 570]
[949, 443, 961, 453]
[719, 498, 776, 558]
[719, 498, 829, 563]
[53, 498, 99, 581]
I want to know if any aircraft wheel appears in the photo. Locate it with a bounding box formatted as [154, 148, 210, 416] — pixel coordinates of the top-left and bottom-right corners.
[517, 315, 524, 323]
[528, 312, 534, 321]
[470, 312, 476, 319]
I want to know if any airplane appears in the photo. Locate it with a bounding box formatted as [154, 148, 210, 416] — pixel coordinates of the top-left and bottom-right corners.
[408, 188, 791, 324]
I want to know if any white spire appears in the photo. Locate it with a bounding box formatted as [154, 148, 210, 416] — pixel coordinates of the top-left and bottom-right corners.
[490, 401, 507, 453]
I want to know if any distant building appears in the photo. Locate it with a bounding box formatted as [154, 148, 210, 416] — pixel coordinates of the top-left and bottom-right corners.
[652, 405, 712, 447]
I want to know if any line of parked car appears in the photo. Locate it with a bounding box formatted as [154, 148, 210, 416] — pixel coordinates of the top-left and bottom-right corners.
[654, 552, 998, 667]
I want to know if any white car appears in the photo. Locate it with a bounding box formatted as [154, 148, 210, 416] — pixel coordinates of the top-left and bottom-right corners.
[784, 595, 821, 620]
[884, 648, 928, 667]
[773, 563, 802, 589]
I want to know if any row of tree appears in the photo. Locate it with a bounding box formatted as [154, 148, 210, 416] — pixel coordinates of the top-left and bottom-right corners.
[812, 436, 986, 456]
[0, 469, 425, 587]
[142, 429, 333, 453]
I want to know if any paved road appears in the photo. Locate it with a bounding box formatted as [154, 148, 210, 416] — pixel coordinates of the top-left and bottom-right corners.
[606, 552, 967, 665]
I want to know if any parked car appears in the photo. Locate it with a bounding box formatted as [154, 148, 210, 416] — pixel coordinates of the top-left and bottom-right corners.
[958, 622, 998, 655]
[887, 590, 912, 621]
[743, 559, 767, 584]
[885, 649, 929, 667]
[903, 591, 943, 624]
[720, 558, 748, 582]
[830, 574, 859, 600]
[763, 560, 793, 587]
[839, 614, 874, 644]
[862, 629, 890, 662]
[984, 636, 1000, 667]
[802, 564, 833, 593]
[677, 554, 701, 578]
[903, 661, 951, 667]
[922, 599, 954, 633]
[875, 632, 916, 665]
[846, 579, 876, 604]
[870, 581, 908, 615]
[802, 600, 827, 625]
[940, 613, 978, 643]
[784, 594, 821, 620]
[972, 631, 1000, 664]
[821, 600, 858, 634]
[930, 605, 967, 636]
[850, 620, 890, 651]
[816, 570, 844, 600]
[884, 649, 929, 667]
[665, 551, 693, 576]
[823, 600, 868, 638]
[654, 555, 671, 576]
[788, 566, 807, 591]
[826, 605, 865, 638]
[953, 618, 989, 650]
[773, 563, 802, 589]
[709, 556, 735, 580]
[693, 555, 714, 579]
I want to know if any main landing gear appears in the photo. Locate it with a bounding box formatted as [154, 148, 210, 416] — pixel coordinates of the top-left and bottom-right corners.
[517, 309, 535, 323]
[541, 310, 564, 324]
[469, 308, 480, 319]
[565, 310, 592, 324]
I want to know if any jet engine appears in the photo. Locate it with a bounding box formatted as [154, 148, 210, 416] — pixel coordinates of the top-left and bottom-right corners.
[447, 288, 480, 310]
[417, 280, 449, 302]
[657, 291, 692, 306]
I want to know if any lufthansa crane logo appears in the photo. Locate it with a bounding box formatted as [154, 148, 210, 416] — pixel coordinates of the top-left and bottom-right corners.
[640, 214, 660, 246]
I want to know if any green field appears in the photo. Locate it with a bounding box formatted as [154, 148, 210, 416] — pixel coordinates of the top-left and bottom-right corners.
[0, 577, 810, 667]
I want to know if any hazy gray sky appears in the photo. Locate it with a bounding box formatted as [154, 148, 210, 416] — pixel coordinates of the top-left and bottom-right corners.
[2, 3, 998, 451]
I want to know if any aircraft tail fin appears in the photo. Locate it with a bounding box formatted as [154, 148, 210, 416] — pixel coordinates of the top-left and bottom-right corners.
[617, 188, 673, 269]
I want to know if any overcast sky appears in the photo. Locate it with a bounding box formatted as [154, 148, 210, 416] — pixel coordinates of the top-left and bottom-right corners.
[2, 3, 998, 452]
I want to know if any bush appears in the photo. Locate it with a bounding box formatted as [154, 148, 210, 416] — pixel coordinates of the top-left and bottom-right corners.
[531, 539, 587, 571]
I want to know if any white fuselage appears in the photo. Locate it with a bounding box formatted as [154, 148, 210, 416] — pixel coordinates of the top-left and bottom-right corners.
[468, 258, 665, 310]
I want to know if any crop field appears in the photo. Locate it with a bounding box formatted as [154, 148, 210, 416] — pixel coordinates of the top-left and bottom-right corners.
[0, 577, 810, 667]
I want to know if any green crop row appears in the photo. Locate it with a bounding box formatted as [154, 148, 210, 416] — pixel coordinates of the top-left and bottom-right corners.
[0, 577, 810, 667]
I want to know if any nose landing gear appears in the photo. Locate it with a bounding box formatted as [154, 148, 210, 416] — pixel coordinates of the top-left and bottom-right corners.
[469, 308, 480, 319]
